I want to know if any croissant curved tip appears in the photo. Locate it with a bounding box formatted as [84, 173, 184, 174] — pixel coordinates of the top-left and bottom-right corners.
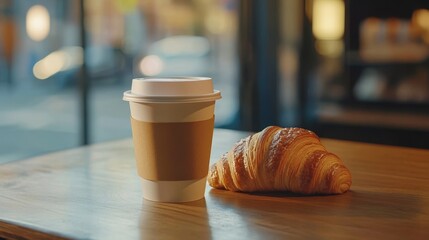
[338, 183, 351, 193]
[334, 173, 352, 194]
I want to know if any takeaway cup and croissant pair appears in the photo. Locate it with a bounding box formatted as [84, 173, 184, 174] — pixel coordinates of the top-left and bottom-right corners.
[123, 77, 352, 202]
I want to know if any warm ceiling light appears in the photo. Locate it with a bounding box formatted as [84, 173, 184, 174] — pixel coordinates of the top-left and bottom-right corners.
[413, 9, 429, 31]
[26, 5, 50, 41]
[312, 0, 345, 40]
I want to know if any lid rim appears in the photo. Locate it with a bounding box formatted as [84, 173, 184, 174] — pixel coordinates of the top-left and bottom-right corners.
[123, 90, 221, 103]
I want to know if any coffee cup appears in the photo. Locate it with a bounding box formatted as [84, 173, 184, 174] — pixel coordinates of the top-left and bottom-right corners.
[123, 77, 221, 202]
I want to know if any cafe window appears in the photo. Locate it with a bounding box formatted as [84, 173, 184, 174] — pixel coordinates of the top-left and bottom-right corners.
[0, 0, 81, 163]
[0, 0, 239, 163]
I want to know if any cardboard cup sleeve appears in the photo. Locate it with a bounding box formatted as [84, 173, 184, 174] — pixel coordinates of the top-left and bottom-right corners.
[131, 117, 215, 181]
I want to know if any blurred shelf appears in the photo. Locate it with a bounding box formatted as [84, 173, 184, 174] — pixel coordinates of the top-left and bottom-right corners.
[318, 103, 429, 131]
[316, 103, 429, 148]
[346, 51, 429, 67]
[325, 99, 429, 112]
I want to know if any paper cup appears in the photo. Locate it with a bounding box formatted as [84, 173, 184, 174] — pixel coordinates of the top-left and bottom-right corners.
[123, 77, 221, 202]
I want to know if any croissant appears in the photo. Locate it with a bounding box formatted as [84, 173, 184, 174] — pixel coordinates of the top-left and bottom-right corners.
[208, 126, 351, 194]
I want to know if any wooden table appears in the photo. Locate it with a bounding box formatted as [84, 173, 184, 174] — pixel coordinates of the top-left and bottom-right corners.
[1, 128, 429, 239]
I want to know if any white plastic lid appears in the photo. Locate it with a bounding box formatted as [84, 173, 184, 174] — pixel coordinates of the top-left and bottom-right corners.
[123, 77, 221, 103]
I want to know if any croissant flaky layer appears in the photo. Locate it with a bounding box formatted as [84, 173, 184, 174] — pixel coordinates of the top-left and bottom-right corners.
[208, 126, 352, 194]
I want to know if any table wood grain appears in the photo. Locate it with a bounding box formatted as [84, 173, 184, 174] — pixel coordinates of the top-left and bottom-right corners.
[1, 128, 429, 239]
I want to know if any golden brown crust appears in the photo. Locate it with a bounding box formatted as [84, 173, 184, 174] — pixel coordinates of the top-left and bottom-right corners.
[208, 126, 352, 194]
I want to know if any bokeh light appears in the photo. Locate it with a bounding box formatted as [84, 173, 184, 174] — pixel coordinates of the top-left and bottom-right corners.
[139, 55, 164, 76]
[26, 5, 50, 41]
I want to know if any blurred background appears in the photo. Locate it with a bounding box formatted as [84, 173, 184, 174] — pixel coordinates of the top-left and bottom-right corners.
[0, 0, 428, 164]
